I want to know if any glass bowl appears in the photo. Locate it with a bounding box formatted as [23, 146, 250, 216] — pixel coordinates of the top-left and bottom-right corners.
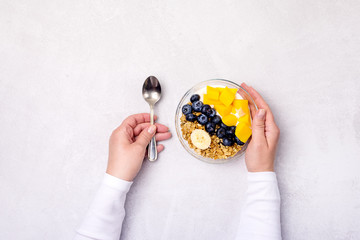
[175, 79, 258, 164]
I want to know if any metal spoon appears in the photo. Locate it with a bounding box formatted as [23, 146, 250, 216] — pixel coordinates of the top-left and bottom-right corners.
[142, 76, 162, 161]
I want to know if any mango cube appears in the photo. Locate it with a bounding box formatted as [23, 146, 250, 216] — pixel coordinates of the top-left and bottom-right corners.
[231, 106, 237, 114]
[233, 100, 249, 111]
[222, 114, 238, 126]
[206, 86, 220, 100]
[232, 106, 246, 117]
[217, 87, 238, 94]
[232, 99, 249, 117]
[238, 114, 252, 127]
[219, 87, 236, 107]
[204, 94, 221, 105]
[235, 122, 252, 143]
[214, 104, 232, 117]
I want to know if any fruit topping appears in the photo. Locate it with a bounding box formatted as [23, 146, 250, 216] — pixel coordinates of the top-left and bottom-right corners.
[182, 104, 192, 115]
[232, 99, 249, 117]
[222, 114, 238, 126]
[235, 121, 252, 143]
[238, 113, 251, 127]
[222, 138, 234, 146]
[185, 113, 197, 122]
[191, 129, 211, 150]
[197, 114, 208, 125]
[201, 104, 212, 116]
[216, 127, 226, 138]
[217, 87, 237, 94]
[220, 122, 229, 130]
[235, 136, 245, 146]
[206, 86, 220, 100]
[205, 122, 216, 134]
[232, 99, 249, 112]
[211, 115, 222, 125]
[214, 104, 232, 117]
[192, 101, 204, 112]
[203, 94, 222, 105]
[219, 87, 236, 107]
[190, 94, 200, 103]
[226, 126, 236, 138]
[208, 109, 216, 118]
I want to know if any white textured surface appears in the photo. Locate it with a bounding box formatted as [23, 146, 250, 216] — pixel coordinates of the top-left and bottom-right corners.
[1, 0, 360, 239]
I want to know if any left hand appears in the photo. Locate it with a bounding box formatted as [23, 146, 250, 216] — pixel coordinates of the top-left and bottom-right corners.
[106, 113, 171, 181]
[240, 83, 280, 172]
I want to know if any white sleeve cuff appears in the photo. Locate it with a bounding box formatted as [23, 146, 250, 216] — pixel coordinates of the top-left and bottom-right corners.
[103, 173, 133, 192]
[247, 171, 277, 182]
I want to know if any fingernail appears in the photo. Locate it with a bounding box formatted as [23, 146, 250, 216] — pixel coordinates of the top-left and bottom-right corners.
[148, 125, 156, 134]
[256, 109, 266, 120]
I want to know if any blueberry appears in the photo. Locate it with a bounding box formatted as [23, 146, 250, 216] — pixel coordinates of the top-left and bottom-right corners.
[186, 113, 197, 122]
[205, 122, 216, 134]
[226, 127, 235, 138]
[197, 114, 208, 125]
[235, 136, 245, 146]
[192, 101, 203, 112]
[216, 127, 226, 138]
[182, 104, 192, 115]
[190, 94, 200, 103]
[220, 122, 229, 129]
[208, 109, 216, 118]
[201, 104, 212, 116]
[222, 138, 234, 146]
[211, 115, 222, 125]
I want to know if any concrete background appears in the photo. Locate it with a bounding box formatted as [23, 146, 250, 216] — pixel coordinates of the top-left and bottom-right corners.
[1, 0, 359, 239]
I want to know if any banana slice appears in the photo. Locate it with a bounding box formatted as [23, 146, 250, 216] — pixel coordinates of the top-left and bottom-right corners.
[191, 129, 211, 150]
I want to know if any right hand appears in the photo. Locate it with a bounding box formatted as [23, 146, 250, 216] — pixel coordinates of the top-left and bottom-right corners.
[106, 113, 171, 181]
[241, 83, 280, 172]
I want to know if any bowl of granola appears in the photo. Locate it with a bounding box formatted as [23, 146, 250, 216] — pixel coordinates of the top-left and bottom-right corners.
[175, 79, 258, 164]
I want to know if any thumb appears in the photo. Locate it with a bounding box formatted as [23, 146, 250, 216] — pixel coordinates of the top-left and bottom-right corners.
[135, 125, 157, 148]
[252, 109, 266, 142]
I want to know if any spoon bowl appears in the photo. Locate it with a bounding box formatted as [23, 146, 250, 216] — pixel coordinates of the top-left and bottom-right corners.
[142, 76, 161, 105]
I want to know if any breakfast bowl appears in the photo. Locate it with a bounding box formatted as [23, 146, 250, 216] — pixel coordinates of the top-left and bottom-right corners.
[175, 79, 258, 164]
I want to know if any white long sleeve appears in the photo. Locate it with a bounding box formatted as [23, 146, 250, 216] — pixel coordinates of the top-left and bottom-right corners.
[74, 173, 132, 240]
[74, 172, 280, 240]
[236, 172, 282, 240]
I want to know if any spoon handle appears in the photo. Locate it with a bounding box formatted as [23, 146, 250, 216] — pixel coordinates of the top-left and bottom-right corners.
[148, 105, 157, 161]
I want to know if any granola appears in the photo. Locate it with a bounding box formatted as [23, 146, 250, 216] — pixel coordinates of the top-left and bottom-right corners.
[180, 114, 242, 159]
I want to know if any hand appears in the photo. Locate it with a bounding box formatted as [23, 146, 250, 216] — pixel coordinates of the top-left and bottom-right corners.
[106, 113, 171, 181]
[241, 83, 280, 172]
